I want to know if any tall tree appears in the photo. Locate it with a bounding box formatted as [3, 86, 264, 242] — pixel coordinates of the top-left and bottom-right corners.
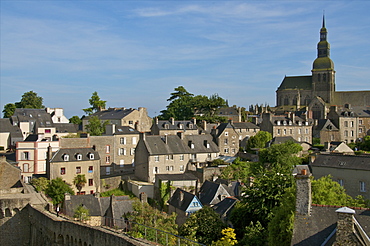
[167, 86, 194, 102]
[69, 115, 82, 125]
[73, 174, 87, 194]
[246, 131, 272, 151]
[85, 116, 109, 136]
[179, 206, 226, 245]
[83, 91, 106, 115]
[45, 177, 74, 205]
[15, 90, 44, 109]
[2, 103, 16, 118]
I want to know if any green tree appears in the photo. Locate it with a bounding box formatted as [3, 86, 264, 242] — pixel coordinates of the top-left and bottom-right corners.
[126, 200, 178, 245]
[30, 177, 50, 192]
[73, 204, 90, 221]
[83, 91, 107, 115]
[239, 221, 266, 246]
[359, 135, 370, 151]
[167, 86, 194, 102]
[246, 131, 272, 151]
[15, 90, 44, 109]
[69, 115, 82, 125]
[44, 177, 74, 205]
[73, 174, 87, 194]
[179, 206, 226, 245]
[2, 103, 16, 118]
[85, 116, 109, 136]
[220, 157, 251, 183]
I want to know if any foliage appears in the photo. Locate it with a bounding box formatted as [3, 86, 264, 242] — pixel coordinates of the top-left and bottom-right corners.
[312, 137, 321, 145]
[179, 206, 226, 245]
[126, 200, 178, 245]
[100, 188, 135, 198]
[246, 131, 272, 151]
[312, 175, 369, 207]
[158, 180, 172, 211]
[211, 228, 238, 246]
[83, 91, 107, 115]
[45, 177, 74, 205]
[73, 174, 87, 194]
[69, 115, 82, 125]
[159, 86, 227, 122]
[220, 158, 251, 183]
[2, 103, 16, 118]
[30, 177, 50, 192]
[359, 135, 370, 151]
[2, 91, 44, 117]
[238, 221, 266, 246]
[212, 158, 226, 166]
[267, 186, 296, 246]
[85, 116, 109, 136]
[15, 91, 44, 109]
[73, 204, 90, 221]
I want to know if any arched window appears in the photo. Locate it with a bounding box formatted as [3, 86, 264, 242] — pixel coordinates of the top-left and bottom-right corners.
[23, 163, 29, 172]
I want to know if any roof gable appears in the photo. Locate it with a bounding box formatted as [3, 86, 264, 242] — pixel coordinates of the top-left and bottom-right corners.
[278, 75, 312, 90]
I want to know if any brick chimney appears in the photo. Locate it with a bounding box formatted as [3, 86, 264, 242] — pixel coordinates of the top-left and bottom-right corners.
[295, 169, 312, 216]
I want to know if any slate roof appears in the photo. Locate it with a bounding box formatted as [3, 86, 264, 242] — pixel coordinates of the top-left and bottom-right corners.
[144, 134, 219, 155]
[85, 108, 135, 120]
[277, 75, 312, 90]
[112, 126, 139, 135]
[156, 173, 198, 182]
[311, 154, 370, 171]
[292, 205, 370, 246]
[232, 122, 259, 130]
[269, 136, 298, 145]
[198, 180, 231, 206]
[154, 119, 198, 131]
[54, 123, 79, 133]
[316, 119, 339, 131]
[0, 118, 23, 139]
[12, 108, 53, 128]
[168, 188, 200, 211]
[50, 148, 100, 162]
[213, 197, 238, 217]
[213, 122, 234, 138]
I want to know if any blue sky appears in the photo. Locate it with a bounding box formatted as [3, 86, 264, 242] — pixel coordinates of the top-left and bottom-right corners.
[1, 1, 369, 118]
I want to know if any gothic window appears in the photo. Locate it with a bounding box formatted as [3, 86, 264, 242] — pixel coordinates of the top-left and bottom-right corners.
[284, 97, 289, 106]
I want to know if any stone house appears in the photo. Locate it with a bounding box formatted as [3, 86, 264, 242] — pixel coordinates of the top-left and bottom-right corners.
[151, 118, 199, 136]
[322, 141, 354, 155]
[82, 107, 152, 133]
[291, 170, 370, 245]
[310, 154, 370, 200]
[327, 106, 359, 144]
[134, 133, 219, 183]
[314, 118, 341, 144]
[46, 147, 100, 195]
[16, 136, 60, 183]
[211, 121, 240, 156]
[0, 118, 23, 151]
[215, 107, 241, 122]
[232, 122, 260, 149]
[168, 188, 203, 225]
[198, 180, 231, 206]
[259, 112, 313, 144]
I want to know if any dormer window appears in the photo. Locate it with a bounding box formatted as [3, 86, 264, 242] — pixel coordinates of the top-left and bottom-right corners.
[89, 153, 94, 160]
[289, 121, 292, 126]
[76, 153, 82, 160]
[277, 121, 281, 126]
[179, 124, 183, 129]
[164, 123, 169, 129]
[63, 154, 69, 161]
[283, 121, 287, 126]
[305, 121, 309, 126]
[188, 123, 193, 129]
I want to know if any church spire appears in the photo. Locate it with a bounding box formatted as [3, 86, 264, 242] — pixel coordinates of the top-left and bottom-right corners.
[313, 14, 334, 71]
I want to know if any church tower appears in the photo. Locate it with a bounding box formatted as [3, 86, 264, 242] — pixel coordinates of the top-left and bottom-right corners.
[311, 15, 336, 104]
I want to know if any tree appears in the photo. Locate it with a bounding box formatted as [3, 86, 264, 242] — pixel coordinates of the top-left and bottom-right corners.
[30, 177, 50, 192]
[69, 115, 82, 125]
[126, 200, 178, 245]
[83, 91, 106, 115]
[220, 157, 251, 183]
[85, 116, 109, 136]
[73, 174, 87, 194]
[74, 204, 90, 221]
[211, 228, 238, 246]
[167, 86, 194, 102]
[179, 206, 226, 245]
[2, 103, 16, 118]
[246, 131, 272, 151]
[44, 177, 74, 205]
[15, 90, 44, 109]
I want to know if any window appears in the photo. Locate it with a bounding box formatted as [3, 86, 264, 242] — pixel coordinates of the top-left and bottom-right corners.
[119, 148, 126, 155]
[120, 137, 126, 144]
[305, 128, 309, 134]
[61, 167, 66, 175]
[76, 166, 81, 174]
[359, 120, 363, 125]
[350, 131, 354, 137]
[344, 130, 348, 137]
[132, 137, 137, 145]
[350, 121, 354, 127]
[23, 152, 29, 160]
[232, 148, 236, 154]
[170, 166, 174, 171]
[120, 160, 124, 167]
[154, 167, 159, 174]
[224, 148, 229, 154]
[166, 155, 169, 160]
[283, 129, 286, 135]
[90, 190, 94, 194]
[45, 129, 51, 133]
[208, 153, 211, 159]
[290, 129, 293, 134]
[76, 154, 82, 160]
[89, 153, 94, 160]
[277, 129, 281, 135]
[132, 159, 135, 167]
[224, 139, 228, 145]
[225, 132, 228, 136]
[89, 179, 93, 186]
[63, 154, 69, 161]
[105, 156, 111, 163]
[106, 167, 111, 175]
[193, 202, 199, 207]
[166, 166, 170, 171]
[154, 156, 159, 162]
[180, 154, 184, 161]
[360, 181, 366, 192]
[359, 128, 363, 133]
[105, 145, 110, 153]
[23, 163, 29, 172]
[191, 154, 197, 160]
[130, 148, 135, 155]
[129, 120, 134, 125]
[298, 129, 302, 134]
[88, 166, 93, 173]
[344, 121, 348, 127]
[180, 165, 184, 172]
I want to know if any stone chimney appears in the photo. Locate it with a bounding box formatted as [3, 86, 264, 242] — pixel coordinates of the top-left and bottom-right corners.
[170, 117, 175, 125]
[202, 120, 207, 131]
[295, 169, 312, 216]
[334, 207, 356, 245]
[155, 117, 159, 124]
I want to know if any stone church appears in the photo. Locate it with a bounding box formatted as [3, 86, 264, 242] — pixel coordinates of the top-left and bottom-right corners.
[276, 16, 370, 119]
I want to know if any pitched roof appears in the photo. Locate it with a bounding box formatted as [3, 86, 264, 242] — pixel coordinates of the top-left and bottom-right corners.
[54, 123, 79, 133]
[86, 108, 135, 120]
[213, 197, 238, 217]
[0, 118, 23, 138]
[278, 75, 312, 90]
[232, 122, 259, 129]
[156, 173, 198, 182]
[154, 119, 198, 131]
[198, 180, 231, 206]
[12, 108, 53, 127]
[50, 148, 100, 162]
[311, 154, 370, 171]
[113, 126, 139, 135]
[316, 119, 339, 131]
[168, 188, 200, 211]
